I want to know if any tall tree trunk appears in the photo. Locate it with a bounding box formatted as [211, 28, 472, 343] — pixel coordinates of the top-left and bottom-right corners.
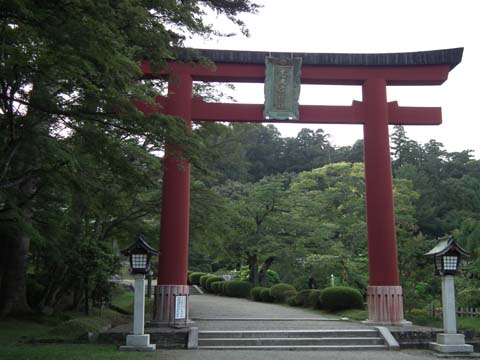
[84, 277, 89, 316]
[0, 81, 48, 317]
[258, 256, 275, 286]
[0, 206, 33, 317]
[247, 252, 259, 287]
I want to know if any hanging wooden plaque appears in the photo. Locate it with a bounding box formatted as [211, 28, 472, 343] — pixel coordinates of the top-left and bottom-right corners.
[264, 57, 302, 120]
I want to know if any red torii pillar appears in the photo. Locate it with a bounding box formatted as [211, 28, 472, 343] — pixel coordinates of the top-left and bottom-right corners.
[154, 69, 193, 322]
[362, 78, 403, 324]
[139, 48, 463, 325]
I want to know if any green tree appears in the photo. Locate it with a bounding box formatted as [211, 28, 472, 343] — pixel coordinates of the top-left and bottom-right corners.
[281, 128, 333, 173]
[214, 174, 294, 286]
[0, 0, 259, 317]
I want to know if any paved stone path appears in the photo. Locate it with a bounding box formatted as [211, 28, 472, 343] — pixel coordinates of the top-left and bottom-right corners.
[190, 294, 370, 331]
[153, 349, 454, 359]
[152, 294, 449, 359]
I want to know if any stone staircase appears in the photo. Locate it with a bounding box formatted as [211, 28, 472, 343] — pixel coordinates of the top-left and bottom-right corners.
[189, 285, 204, 295]
[197, 328, 390, 350]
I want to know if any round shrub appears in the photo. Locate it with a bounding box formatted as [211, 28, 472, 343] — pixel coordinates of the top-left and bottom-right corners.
[286, 291, 299, 306]
[265, 269, 281, 286]
[260, 288, 274, 302]
[225, 280, 252, 298]
[210, 281, 224, 294]
[321, 286, 364, 311]
[250, 287, 267, 301]
[287, 296, 299, 306]
[205, 276, 224, 293]
[189, 272, 207, 286]
[295, 289, 316, 307]
[308, 289, 323, 309]
[270, 283, 296, 303]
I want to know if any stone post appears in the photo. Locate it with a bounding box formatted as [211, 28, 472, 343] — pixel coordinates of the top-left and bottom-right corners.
[120, 274, 156, 352]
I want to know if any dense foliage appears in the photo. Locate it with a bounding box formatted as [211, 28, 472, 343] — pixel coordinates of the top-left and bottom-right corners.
[189, 123, 480, 313]
[0, 0, 259, 317]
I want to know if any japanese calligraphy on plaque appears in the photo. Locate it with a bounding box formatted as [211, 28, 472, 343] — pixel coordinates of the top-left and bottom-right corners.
[264, 57, 302, 120]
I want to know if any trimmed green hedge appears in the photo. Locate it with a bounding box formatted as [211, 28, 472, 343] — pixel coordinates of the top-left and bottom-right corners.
[250, 287, 267, 301]
[220, 281, 227, 295]
[259, 288, 274, 302]
[189, 272, 207, 286]
[321, 286, 364, 311]
[199, 274, 212, 289]
[205, 276, 224, 293]
[295, 289, 316, 307]
[308, 289, 323, 309]
[286, 290, 299, 306]
[210, 281, 224, 294]
[270, 283, 296, 303]
[225, 280, 252, 298]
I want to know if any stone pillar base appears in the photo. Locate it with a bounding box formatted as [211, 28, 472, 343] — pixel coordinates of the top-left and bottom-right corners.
[430, 333, 474, 355]
[364, 286, 411, 326]
[152, 285, 189, 324]
[119, 334, 156, 352]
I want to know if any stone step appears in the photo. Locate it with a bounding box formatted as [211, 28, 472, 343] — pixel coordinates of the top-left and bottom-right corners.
[198, 345, 389, 351]
[197, 329, 390, 351]
[199, 329, 379, 339]
[188, 285, 204, 295]
[198, 336, 385, 347]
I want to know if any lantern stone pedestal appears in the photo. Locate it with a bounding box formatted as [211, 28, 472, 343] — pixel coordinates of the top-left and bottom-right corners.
[430, 275, 474, 357]
[120, 275, 156, 352]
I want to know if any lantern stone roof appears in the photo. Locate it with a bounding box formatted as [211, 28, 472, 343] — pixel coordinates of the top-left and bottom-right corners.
[121, 234, 158, 256]
[425, 236, 469, 257]
[173, 47, 463, 70]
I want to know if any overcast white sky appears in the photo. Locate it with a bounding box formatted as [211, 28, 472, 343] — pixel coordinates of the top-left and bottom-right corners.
[186, 0, 479, 157]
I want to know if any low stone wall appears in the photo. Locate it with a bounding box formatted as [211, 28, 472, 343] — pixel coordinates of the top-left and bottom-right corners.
[391, 329, 480, 350]
[98, 326, 189, 349]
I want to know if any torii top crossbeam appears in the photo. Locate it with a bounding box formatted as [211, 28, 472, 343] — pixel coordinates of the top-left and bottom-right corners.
[140, 47, 463, 125]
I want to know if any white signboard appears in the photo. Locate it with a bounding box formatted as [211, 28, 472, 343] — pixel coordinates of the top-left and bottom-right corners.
[175, 295, 187, 320]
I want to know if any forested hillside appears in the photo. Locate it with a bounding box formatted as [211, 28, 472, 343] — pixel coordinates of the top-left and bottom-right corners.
[189, 123, 480, 310]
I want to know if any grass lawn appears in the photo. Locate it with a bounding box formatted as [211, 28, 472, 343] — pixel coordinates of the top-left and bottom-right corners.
[0, 287, 157, 360]
[0, 316, 156, 360]
[405, 314, 480, 330]
[0, 342, 155, 360]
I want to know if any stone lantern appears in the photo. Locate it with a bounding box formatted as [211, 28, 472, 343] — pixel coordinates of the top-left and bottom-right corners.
[425, 236, 474, 356]
[120, 234, 158, 352]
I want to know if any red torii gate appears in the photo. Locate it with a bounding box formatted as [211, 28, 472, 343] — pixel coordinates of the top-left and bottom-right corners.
[138, 48, 463, 325]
